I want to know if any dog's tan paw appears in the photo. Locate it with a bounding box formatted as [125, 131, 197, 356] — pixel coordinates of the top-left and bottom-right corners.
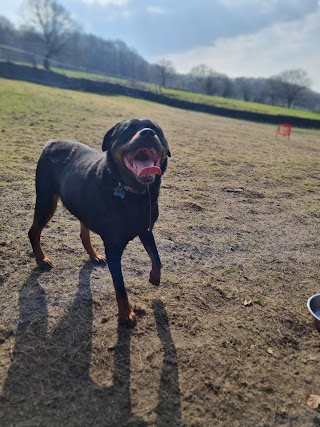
[90, 253, 106, 264]
[37, 257, 53, 270]
[118, 309, 137, 328]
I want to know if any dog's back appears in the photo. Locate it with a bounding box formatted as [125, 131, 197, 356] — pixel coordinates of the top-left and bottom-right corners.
[36, 140, 104, 218]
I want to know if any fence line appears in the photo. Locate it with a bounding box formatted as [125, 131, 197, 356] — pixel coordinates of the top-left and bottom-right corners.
[0, 43, 122, 80]
[1, 61, 319, 129]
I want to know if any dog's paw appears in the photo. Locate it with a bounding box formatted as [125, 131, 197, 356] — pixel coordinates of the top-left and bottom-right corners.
[37, 257, 53, 270]
[118, 309, 137, 328]
[149, 270, 161, 286]
[91, 253, 106, 264]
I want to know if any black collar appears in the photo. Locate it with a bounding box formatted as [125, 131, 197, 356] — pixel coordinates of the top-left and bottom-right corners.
[114, 182, 147, 198]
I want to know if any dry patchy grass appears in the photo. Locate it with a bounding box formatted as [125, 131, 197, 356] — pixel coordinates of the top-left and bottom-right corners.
[0, 78, 320, 427]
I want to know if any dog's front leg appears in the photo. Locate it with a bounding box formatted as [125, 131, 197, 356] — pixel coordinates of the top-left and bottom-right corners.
[105, 247, 136, 327]
[139, 230, 162, 286]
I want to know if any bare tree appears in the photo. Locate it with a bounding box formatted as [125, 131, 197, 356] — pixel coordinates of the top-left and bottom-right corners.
[21, 0, 76, 69]
[0, 16, 17, 59]
[189, 64, 213, 94]
[156, 58, 175, 89]
[271, 69, 312, 108]
[234, 77, 255, 102]
[262, 78, 282, 106]
[0, 16, 15, 41]
[188, 65, 233, 98]
[190, 64, 212, 80]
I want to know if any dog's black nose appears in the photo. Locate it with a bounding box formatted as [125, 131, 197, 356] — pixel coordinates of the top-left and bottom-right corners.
[140, 128, 156, 138]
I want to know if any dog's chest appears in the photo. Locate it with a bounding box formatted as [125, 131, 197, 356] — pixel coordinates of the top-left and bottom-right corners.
[116, 194, 150, 222]
[96, 195, 153, 243]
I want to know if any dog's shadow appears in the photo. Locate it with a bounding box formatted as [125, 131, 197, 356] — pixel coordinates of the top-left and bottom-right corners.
[1, 265, 181, 427]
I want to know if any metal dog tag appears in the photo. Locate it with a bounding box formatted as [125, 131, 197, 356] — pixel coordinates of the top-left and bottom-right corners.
[114, 183, 125, 198]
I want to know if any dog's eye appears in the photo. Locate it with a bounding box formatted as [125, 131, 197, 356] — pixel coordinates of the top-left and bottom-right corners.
[123, 123, 140, 137]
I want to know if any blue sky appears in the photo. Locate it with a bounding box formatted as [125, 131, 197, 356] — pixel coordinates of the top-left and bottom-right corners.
[1, 0, 319, 91]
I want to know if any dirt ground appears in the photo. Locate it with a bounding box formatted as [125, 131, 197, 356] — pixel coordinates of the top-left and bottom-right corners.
[0, 78, 320, 427]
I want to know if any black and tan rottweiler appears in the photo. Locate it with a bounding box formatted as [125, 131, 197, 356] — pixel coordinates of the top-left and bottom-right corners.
[28, 118, 171, 326]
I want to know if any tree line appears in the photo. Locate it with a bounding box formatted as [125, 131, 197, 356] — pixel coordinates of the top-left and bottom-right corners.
[0, 0, 319, 112]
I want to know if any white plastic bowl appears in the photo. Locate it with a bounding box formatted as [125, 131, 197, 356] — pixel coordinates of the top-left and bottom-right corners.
[307, 294, 320, 331]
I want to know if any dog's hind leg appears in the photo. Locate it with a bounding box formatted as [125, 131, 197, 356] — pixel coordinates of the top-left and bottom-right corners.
[104, 244, 136, 327]
[80, 222, 106, 264]
[28, 193, 59, 269]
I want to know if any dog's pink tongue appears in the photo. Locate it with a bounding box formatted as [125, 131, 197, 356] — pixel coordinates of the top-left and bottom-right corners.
[138, 166, 162, 177]
[134, 159, 162, 177]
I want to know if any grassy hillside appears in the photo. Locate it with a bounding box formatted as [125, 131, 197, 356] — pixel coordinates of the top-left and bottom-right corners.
[54, 67, 320, 120]
[1, 78, 320, 427]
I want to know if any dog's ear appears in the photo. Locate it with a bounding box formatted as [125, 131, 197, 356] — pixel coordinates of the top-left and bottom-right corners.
[102, 123, 120, 152]
[166, 143, 171, 158]
[151, 120, 171, 158]
[161, 135, 171, 158]
[162, 138, 171, 157]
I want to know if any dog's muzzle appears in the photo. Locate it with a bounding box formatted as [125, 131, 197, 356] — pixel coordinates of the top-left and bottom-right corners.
[124, 147, 162, 184]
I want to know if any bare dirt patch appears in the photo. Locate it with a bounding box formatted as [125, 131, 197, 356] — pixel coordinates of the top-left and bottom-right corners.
[0, 79, 320, 427]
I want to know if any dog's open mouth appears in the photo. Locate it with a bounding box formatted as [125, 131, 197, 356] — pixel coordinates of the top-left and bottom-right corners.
[124, 148, 162, 183]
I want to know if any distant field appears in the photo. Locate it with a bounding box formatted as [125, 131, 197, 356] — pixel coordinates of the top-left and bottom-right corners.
[163, 88, 320, 119]
[1, 78, 320, 427]
[54, 67, 320, 120]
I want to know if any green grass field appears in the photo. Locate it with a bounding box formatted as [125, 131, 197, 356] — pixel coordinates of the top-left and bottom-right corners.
[1, 78, 320, 427]
[54, 67, 320, 120]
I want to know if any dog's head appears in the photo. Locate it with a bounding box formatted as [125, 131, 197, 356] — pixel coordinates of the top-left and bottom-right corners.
[102, 118, 171, 189]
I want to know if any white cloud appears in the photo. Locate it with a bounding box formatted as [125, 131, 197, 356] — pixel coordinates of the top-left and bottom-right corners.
[166, 8, 320, 91]
[81, 0, 129, 6]
[218, 0, 276, 6]
[146, 6, 166, 15]
[80, 0, 131, 21]
[218, 0, 297, 8]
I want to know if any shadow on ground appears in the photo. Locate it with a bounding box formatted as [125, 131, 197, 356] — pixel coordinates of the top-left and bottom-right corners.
[1, 264, 181, 427]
